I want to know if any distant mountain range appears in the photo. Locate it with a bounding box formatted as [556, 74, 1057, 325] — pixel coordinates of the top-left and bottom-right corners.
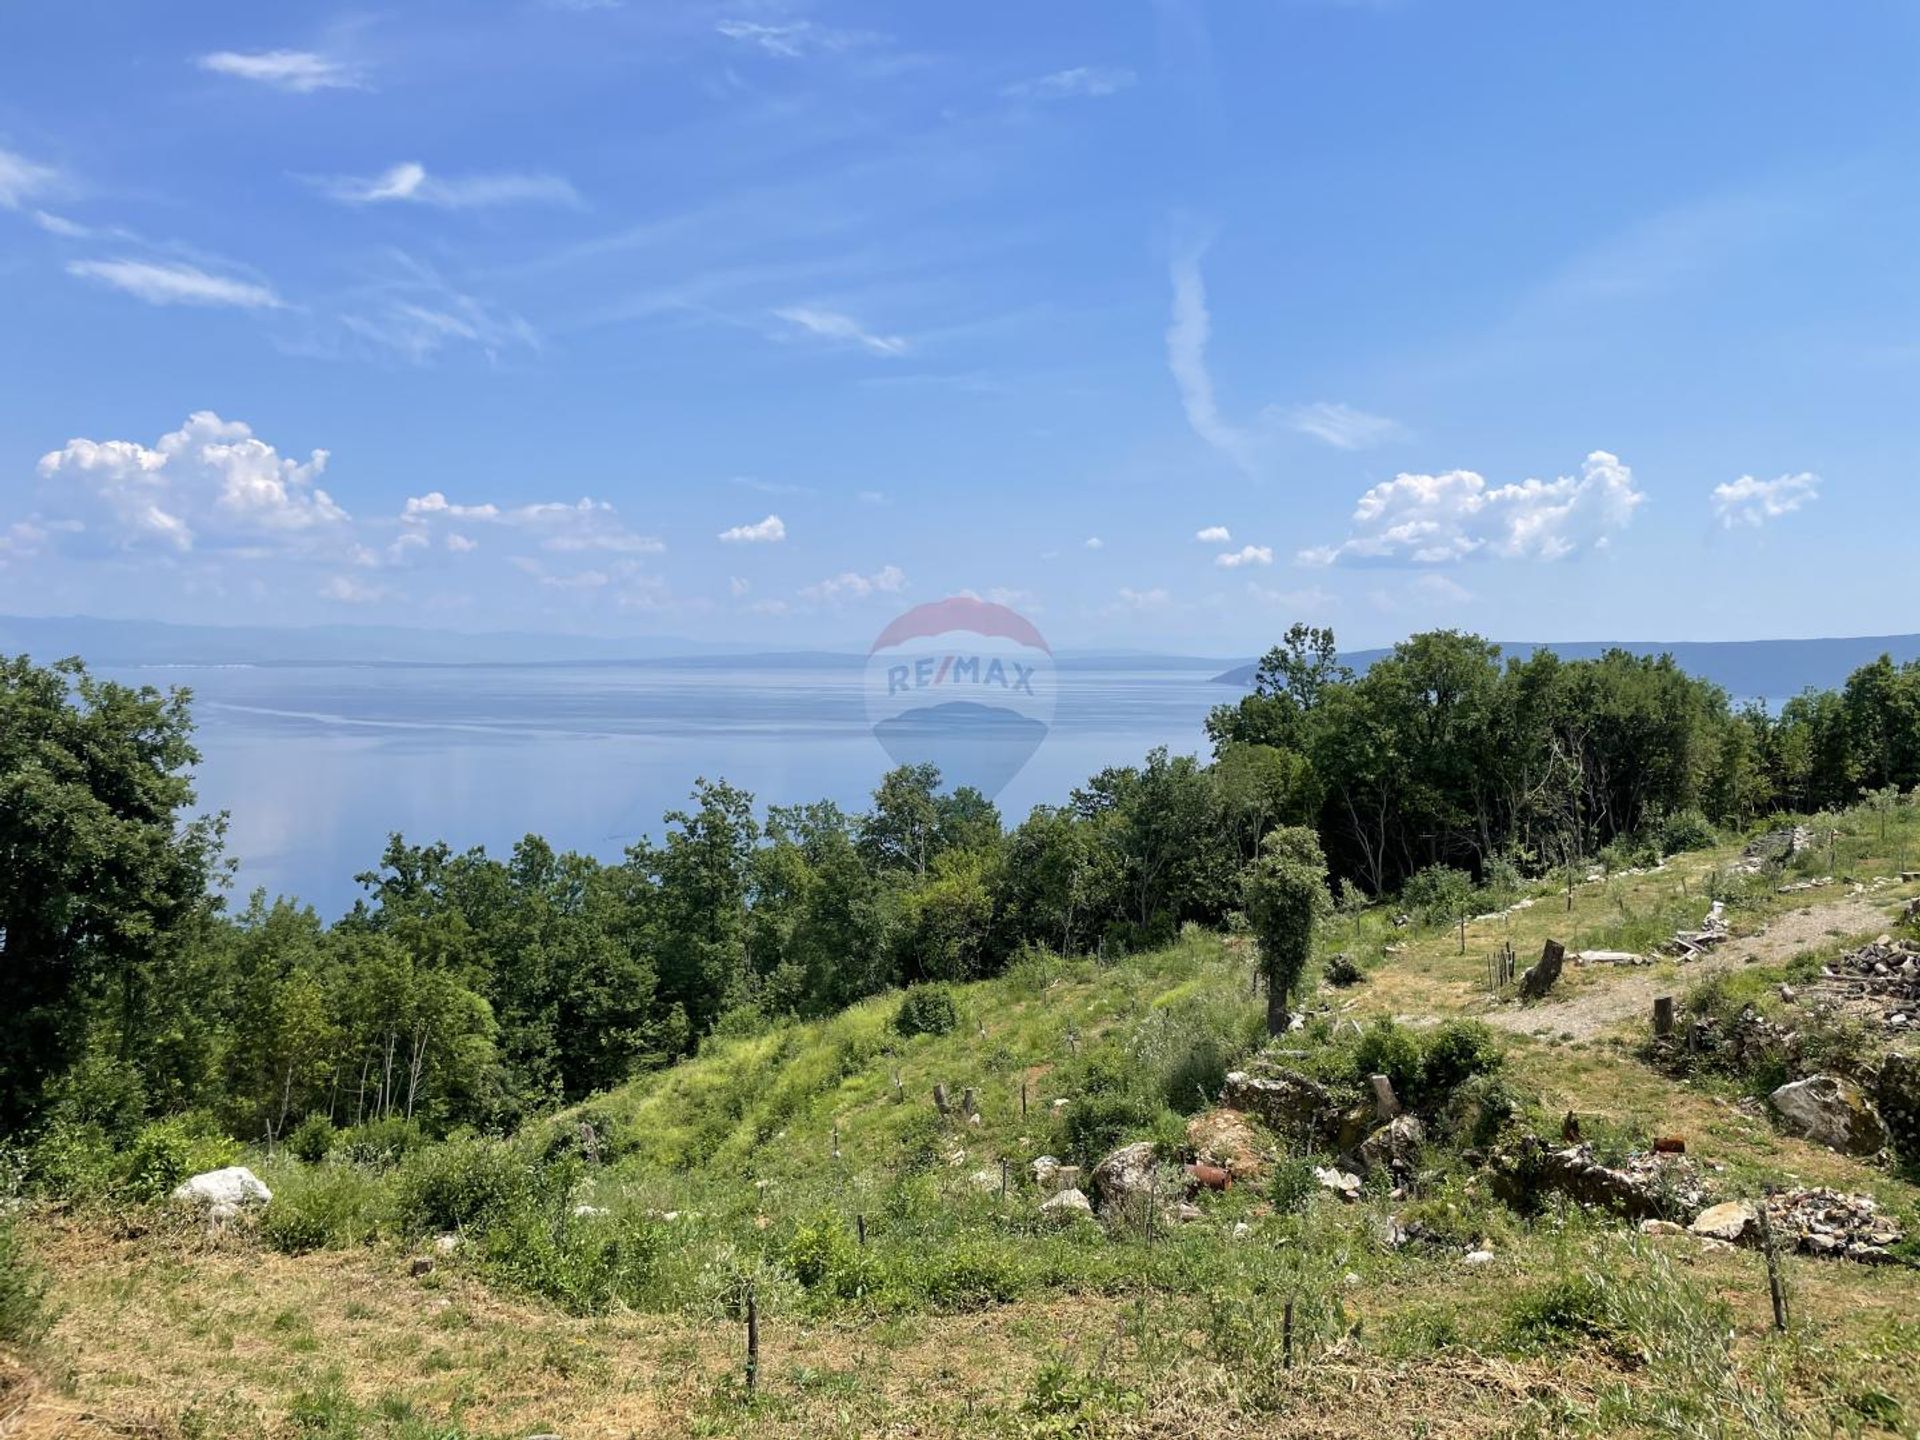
[0, 614, 1238, 673]
[1210, 634, 1920, 699]
[6, 614, 1914, 697]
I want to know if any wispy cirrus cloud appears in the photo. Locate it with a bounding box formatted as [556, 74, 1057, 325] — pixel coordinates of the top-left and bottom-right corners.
[1004, 66, 1136, 101]
[773, 306, 906, 356]
[718, 514, 786, 544]
[313, 161, 580, 210]
[1166, 244, 1261, 475]
[196, 49, 362, 93]
[1710, 472, 1820, 529]
[715, 19, 880, 59]
[0, 145, 60, 209]
[1282, 400, 1404, 451]
[67, 258, 282, 309]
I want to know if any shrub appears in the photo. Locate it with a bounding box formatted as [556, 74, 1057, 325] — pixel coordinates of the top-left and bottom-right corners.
[1657, 809, 1718, 855]
[1323, 952, 1364, 988]
[117, 1114, 240, 1202]
[892, 985, 959, 1039]
[24, 1120, 116, 1199]
[1419, 1020, 1504, 1101]
[1054, 1053, 1159, 1166]
[391, 1136, 534, 1236]
[1353, 1020, 1424, 1108]
[484, 1207, 668, 1315]
[336, 1117, 426, 1168]
[0, 1217, 51, 1347]
[287, 1113, 336, 1164]
[1400, 865, 1474, 926]
[260, 1164, 387, 1254]
[1269, 1155, 1319, 1215]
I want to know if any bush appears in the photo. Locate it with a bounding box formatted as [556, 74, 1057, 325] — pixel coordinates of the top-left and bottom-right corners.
[117, 1114, 240, 1202]
[1400, 865, 1474, 926]
[1657, 810, 1718, 855]
[260, 1164, 388, 1254]
[335, 1117, 426, 1168]
[1419, 1020, 1504, 1101]
[1269, 1155, 1320, 1215]
[1353, 1020, 1424, 1108]
[484, 1208, 668, 1315]
[0, 1217, 51, 1347]
[24, 1120, 116, 1199]
[892, 986, 959, 1039]
[391, 1136, 534, 1236]
[1502, 1272, 1621, 1355]
[287, 1113, 336, 1164]
[1054, 1053, 1159, 1167]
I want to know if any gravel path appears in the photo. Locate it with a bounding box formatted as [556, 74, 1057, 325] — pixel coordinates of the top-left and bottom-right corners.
[1481, 895, 1897, 1042]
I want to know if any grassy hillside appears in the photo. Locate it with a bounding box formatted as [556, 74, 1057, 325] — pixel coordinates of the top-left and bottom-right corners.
[8, 807, 1920, 1439]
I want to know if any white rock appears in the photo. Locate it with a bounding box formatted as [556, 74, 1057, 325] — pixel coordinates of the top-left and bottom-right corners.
[171, 1166, 271, 1209]
[1313, 1165, 1361, 1202]
[572, 1204, 609, 1218]
[1231, 1222, 1252, 1241]
[433, 1233, 463, 1255]
[1039, 1187, 1094, 1222]
[1463, 1249, 1495, 1266]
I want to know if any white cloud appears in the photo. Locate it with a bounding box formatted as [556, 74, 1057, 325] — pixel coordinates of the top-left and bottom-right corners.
[718, 513, 786, 544]
[315, 161, 579, 210]
[1710, 472, 1820, 529]
[399, 491, 660, 556]
[1083, 536, 1104, 550]
[1301, 451, 1645, 566]
[0, 520, 48, 565]
[338, 294, 538, 365]
[773, 306, 906, 356]
[445, 532, 478, 553]
[1113, 586, 1171, 612]
[1214, 544, 1273, 569]
[799, 564, 905, 603]
[1194, 525, 1231, 543]
[1282, 401, 1403, 451]
[0, 146, 59, 209]
[715, 20, 878, 58]
[1413, 573, 1474, 602]
[1166, 247, 1260, 474]
[67, 259, 281, 309]
[1244, 581, 1333, 610]
[198, 49, 360, 92]
[319, 574, 390, 603]
[37, 411, 344, 553]
[1004, 66, 1136, 101]
[404, 492, 500, 521]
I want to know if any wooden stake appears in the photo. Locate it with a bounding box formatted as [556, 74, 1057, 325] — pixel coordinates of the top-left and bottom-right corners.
[1282, 1297, 1295, 1370]
[1020, 1077, 1028, 1118]
[1756, 1200, 1789, 1333]
[744, 1280, 759, 1395]
[856, 1213, 866, 1247]
[1652, 996, 1675, 1038]
[1000, 1158, 1009, 1201]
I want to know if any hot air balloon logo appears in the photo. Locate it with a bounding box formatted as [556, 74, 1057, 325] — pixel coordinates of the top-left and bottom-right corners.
[864, 596, 1055, 798]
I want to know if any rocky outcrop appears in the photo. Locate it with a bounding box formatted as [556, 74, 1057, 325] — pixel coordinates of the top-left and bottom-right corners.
[1770, 1075, 1888, 1156]
[1357, 1114, 1425, 1181]
[1688, 1191, 1902, 1263]
[1492, 1141, 1711, 1221]
[1091, 1142, 1161, 1218]
[1185, 1108, 1267, 1181]
[1220, 1070, 1332, 1139]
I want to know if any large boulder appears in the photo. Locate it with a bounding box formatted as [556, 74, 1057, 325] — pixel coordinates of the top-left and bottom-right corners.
[1689, 1201, 1755, 1243]
[1221, 1070, 1332, 1138]
[1491, 1141, 1711, 1222]
[1357, 1114, 1425, 1180]
[1091, 1141, 1161, 1218]
[1770, 1076, 1888, 1156]
[1185, 1108, 1267, 1182]
[170, 1166, 271, 1209]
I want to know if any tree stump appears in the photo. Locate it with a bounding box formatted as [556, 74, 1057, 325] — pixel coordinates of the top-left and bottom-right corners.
[1653, 996, 1675, 1038]
[1518, 939, 1566, 1000]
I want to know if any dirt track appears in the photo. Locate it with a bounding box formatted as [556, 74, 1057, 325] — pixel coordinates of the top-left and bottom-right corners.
[1481, 895, 1897, 1042]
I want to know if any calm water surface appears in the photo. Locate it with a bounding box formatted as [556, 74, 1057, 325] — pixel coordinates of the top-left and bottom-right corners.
[112, 662, 1236, 917]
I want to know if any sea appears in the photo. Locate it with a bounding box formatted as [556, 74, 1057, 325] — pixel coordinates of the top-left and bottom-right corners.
[106, 659, 1238, 918]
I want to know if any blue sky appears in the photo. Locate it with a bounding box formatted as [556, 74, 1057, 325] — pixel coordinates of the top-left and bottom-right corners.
[2, 1, 1916, 653]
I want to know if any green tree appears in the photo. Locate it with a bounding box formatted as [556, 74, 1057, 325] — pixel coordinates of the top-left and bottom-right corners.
[1240, 826, 1331, 1036]
[0, 656, 225, 1128]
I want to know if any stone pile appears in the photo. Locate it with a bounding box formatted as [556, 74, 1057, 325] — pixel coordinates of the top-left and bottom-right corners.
[1492, 1140, 1714, 1222]
[1732, 825, 1815, 875]
[1688, 1189, 1904, 1264]
[1801, 935, 1920, 1031]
